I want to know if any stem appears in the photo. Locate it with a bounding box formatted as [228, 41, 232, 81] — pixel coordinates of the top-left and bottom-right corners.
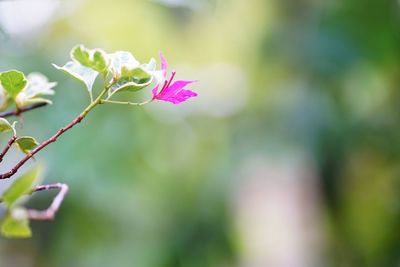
[0, 135, 16, 163]
[0, 86, 110, 180]
[27, 183, 69, 220]
[0, 103, 48, 118]
[100, 99, 152, 106]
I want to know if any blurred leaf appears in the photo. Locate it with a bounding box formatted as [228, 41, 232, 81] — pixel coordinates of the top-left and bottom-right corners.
[15, 136, 39, 154]
[0, 86, 8, 111]
[0, 118, 13, 133]
[53, 62, 98, 100]
[0, 70, 27, 99]
[2, 166, 40, 207]
[15, 72, 56, 108]
[1, 208, 31, 238]
[71, 45, 108, 74]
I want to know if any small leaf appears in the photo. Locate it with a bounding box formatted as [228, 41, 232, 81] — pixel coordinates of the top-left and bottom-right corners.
[109, 51, 140, 79]
[0, 70, 27, 99]
[15, 72, 56, 108]
[0, 118, 13, 133]
[143, 58, 165, 84]
[2, 166, 40, 207]
[15, 136, 39, 154]
[71, 45, 90, 65]
[142, 58, 157, 72]
[1, 208, 31, 238]
[108, 67, 153, 98]
[71, 45, 108, 74]
[109, 76, 152, 94]
[121, 66, 152, 80]
[53, 62, 98, 99]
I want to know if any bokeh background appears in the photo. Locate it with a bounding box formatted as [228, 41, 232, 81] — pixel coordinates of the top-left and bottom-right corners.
[0, 0, 400, 266]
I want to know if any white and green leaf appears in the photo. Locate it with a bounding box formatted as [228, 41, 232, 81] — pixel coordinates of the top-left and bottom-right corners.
[108, 67, 153, 98]
[15, 72, 56, 108]
[108, 51, 140, 79]
[140, 58, 165, 89]
[53, 61, 98, 100]
[142, 58, 157, 72]
[147, 59, 164, 84]
[71, 45, 109, 74]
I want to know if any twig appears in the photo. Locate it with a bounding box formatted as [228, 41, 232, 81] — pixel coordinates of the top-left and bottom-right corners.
[27, 183, 69, 220]
[100, 99, 152, 106]
[0, 103, 48, 118]
[0, 135, 16, 163]
[0, 114, 84, 180]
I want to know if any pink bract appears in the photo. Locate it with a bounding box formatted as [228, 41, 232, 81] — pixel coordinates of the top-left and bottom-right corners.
[152, 53, 197, 104]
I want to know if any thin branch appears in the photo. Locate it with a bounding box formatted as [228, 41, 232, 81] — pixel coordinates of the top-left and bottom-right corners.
[0, 114, 84, 180]
[100, 99, 152, 106]
[0, 103, 48, 118]
[27, 183, 69, 220]
[0, 135, 16, 163]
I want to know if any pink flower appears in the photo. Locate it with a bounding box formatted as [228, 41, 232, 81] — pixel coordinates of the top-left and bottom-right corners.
[152, 53, 197, 104]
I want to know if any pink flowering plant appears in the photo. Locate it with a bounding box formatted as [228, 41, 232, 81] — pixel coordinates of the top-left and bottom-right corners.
[152, 53, 197, 104]
[0, 45, 197, 238]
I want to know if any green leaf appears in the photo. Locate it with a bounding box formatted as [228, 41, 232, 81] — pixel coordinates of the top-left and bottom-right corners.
[1, 208, 31, 238]
[0, 118, 13, 133]
[71, 45, 90, 64]
[15, 136, 39, 154]
[15, 72, 56, 108]
[0, 70, 27, 99]
[53, 62, 98, 100]
[71, 45, 108, 74]
[2, 166, 40, 207]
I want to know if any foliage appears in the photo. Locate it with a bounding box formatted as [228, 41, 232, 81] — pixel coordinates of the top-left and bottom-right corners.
[0, 45, 197, 238]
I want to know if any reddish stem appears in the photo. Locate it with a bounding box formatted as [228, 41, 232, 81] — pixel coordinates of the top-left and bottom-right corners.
[27, 183, 69, 220]
[0, 114, 84, 180]
[0, 135, 16, 163]
[0, 103, 48, 118]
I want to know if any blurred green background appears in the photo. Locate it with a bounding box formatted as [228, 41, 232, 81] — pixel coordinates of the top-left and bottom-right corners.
[0, 0, 400, 266]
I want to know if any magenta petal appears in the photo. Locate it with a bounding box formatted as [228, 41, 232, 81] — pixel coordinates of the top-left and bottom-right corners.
[158, 80, 196, 99]
[160, 52, 168, 78]
[151, 85, 159, 98]
[161, 90, 198, 104]
[172, 89, 198, 104]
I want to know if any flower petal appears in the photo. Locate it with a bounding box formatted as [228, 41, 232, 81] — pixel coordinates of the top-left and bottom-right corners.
[160, 89, 197, 104]
[160, 52, 168, 78]
[151, 85, 159, 98]
[158, 80, 196, 99]
[167, 89, 198, 104]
